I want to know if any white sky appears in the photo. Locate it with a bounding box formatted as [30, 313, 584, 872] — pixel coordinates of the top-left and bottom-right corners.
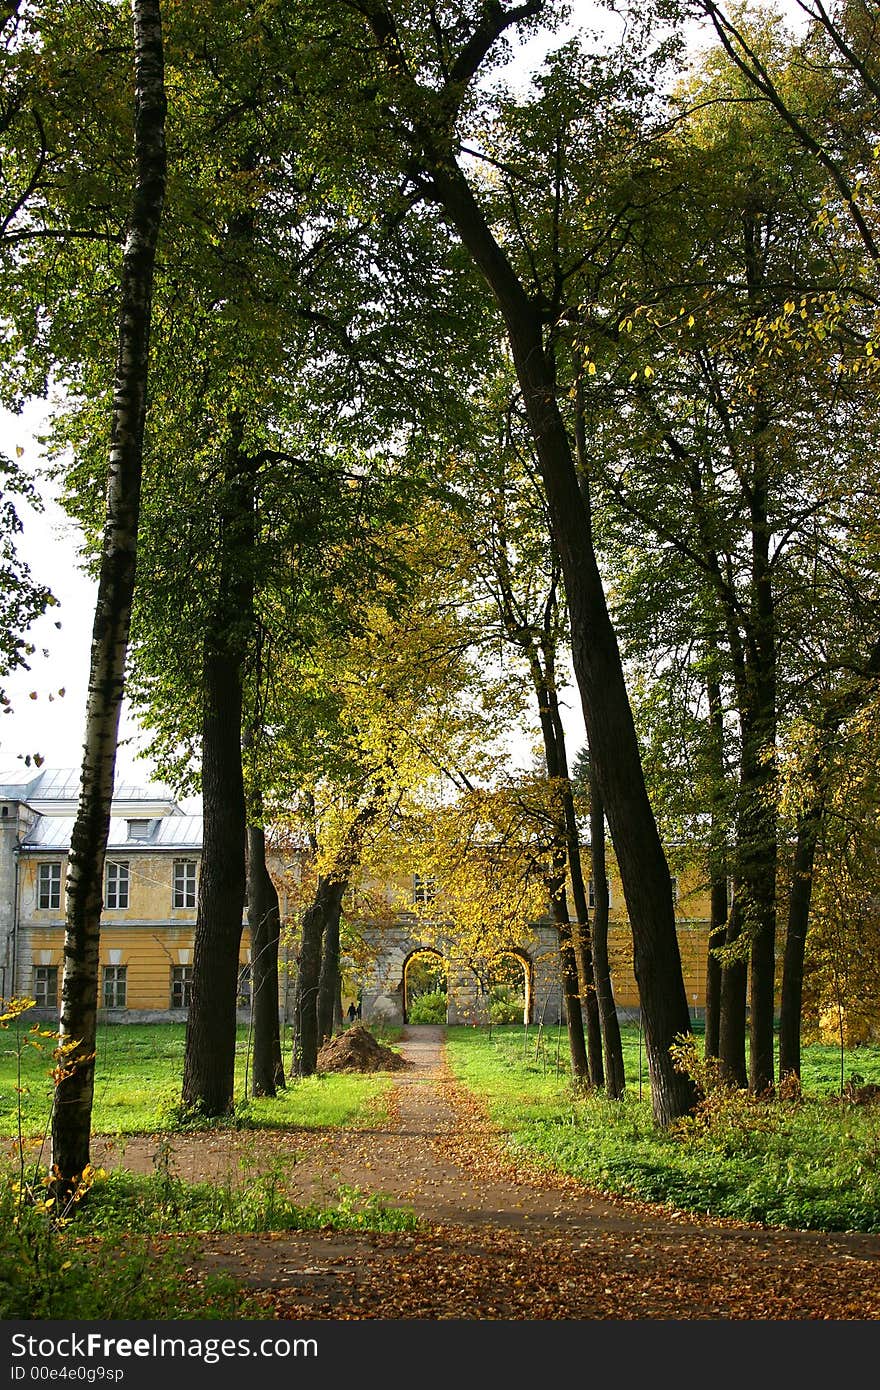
[0, 0, 804, 790]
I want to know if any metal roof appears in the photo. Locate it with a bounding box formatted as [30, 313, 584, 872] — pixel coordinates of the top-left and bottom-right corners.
[0, 765, 181, 815]
[21, 815, 203, 853]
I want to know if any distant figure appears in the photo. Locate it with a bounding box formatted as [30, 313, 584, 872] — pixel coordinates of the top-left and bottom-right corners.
[356, 997, 362, 1020]
[347, 1001, 357, 1024]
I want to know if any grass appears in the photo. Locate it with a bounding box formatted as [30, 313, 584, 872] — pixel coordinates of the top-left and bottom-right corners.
[0, 1016, 417, 1319]
[446, 1023, 880, 1233]
[0, 1019, 398, 1137]
[0, 1165, 417, 1320]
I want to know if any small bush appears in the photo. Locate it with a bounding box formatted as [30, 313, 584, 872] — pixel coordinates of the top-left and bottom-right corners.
[490, 988, 525, 1024]
[0, 1180, 254, 1319]
[408, 990, 447, 1024]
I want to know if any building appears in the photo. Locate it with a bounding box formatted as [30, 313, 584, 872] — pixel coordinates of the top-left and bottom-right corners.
[0, 763, 715, 1025]
[0, 764, 251, 1020]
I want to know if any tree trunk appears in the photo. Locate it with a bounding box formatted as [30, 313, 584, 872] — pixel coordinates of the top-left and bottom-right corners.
[778, 792, 823, 1080]
[546, 676, 604, 1087]
[705, 874, 728, 1061]
[742, 723, 778, 1096]
[247, 822, 284, 1096]
[718, 894, 748, 1087]
[51, 0, 166, 1185]
[589, 764, 626, 1098]
[704, 670, 729, 1061]
[317, 895, 343, 1044]
[547, 854, 589, 1081]
[524, 642, 590, 1082]
[425, 168, 697, 1124]
[291, 791, 382, 1076]
[181, 639, 247, 1114]
[291, 874, 345, 1076]
[182, 421, 253, 1115]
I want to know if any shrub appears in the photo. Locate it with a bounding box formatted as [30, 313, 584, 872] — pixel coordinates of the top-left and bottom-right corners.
[490, 988, 525, 1024]
[408, 990, 447, 1024]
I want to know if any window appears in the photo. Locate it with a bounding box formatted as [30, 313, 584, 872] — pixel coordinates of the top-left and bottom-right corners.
[102, 964, 127, 1009]
[127, 819, 152, 841]
[34, 965, 58, 1009]
[171, 965, 192, 1009]
[173, 860, 197, 909]
[37, 862, 61, 910]
[105, 861, 130, 910]
[413, 873, 436, 905]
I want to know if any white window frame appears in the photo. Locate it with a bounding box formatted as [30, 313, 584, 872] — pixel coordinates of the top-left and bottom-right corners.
[102, 964, 127, 1009]
[34, 964, 58, 1009]
[172, 859, 197, 909]
[105, 860, 130, 910]
[37, 862, 62, 910]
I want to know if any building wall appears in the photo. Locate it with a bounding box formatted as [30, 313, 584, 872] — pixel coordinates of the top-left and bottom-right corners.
[10, 839, 717, 1021]
[14, 849, 251, 1019]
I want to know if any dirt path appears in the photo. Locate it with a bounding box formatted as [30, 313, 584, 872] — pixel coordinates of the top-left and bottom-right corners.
[93, 1027, 880, 1319]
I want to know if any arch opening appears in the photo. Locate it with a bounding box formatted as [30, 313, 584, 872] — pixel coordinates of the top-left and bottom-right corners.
[487, 951, 531, 1025]
[403, 947, 448, 1024]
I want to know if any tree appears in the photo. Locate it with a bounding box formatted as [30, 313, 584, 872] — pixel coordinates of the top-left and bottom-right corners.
[442, 402, 602, 1082]
[334, 0, 698, 1124]
[564, 6, 880, 1090]
[50, 0, 166, 1182]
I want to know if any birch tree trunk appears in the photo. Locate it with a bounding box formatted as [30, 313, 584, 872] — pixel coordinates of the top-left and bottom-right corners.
[51, 0, 166, 1185]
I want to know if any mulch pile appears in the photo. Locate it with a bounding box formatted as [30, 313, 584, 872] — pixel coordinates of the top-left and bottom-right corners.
[317, 1024, 412, 1074]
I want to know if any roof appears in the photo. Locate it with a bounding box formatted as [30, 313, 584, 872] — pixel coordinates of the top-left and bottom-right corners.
[21, 815, 203, 853]
[0, 765, 182, 818]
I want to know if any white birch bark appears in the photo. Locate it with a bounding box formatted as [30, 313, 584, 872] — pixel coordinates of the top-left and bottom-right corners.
[51, 0, 166, 1183]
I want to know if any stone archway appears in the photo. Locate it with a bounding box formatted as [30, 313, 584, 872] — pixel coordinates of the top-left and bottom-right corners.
[352, 921, 565, 1028]
[402, 946, 447, 1023]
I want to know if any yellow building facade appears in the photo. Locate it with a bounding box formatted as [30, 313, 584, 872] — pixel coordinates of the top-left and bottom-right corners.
[0, 767, 251, 1019]
[0, 764, 714, 1023]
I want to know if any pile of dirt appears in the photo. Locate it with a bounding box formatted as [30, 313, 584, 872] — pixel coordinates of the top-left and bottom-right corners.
[317, 1024, 412, 1074]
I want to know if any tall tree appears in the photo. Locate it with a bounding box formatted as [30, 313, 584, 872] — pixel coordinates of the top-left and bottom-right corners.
[51, 0, 166, 1182]
[336, 0, 699, 1124]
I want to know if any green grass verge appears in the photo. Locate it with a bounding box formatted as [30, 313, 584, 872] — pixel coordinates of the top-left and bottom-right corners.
[445, 1024, 880, 1233]
[0, 1010, 417, 1319]
[0, 1166, 418, 1320]
[0, 1020, 397, 1137]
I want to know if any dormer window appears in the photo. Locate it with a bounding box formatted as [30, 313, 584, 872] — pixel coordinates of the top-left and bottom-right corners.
[127, 819, 152, 841]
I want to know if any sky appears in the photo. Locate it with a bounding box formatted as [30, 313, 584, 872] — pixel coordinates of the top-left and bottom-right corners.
[0, 0, 805, 791]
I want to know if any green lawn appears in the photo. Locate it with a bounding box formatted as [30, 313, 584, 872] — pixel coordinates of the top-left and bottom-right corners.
[445, 1024, 880, 1233]
[0, 1019, 396, 1137]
